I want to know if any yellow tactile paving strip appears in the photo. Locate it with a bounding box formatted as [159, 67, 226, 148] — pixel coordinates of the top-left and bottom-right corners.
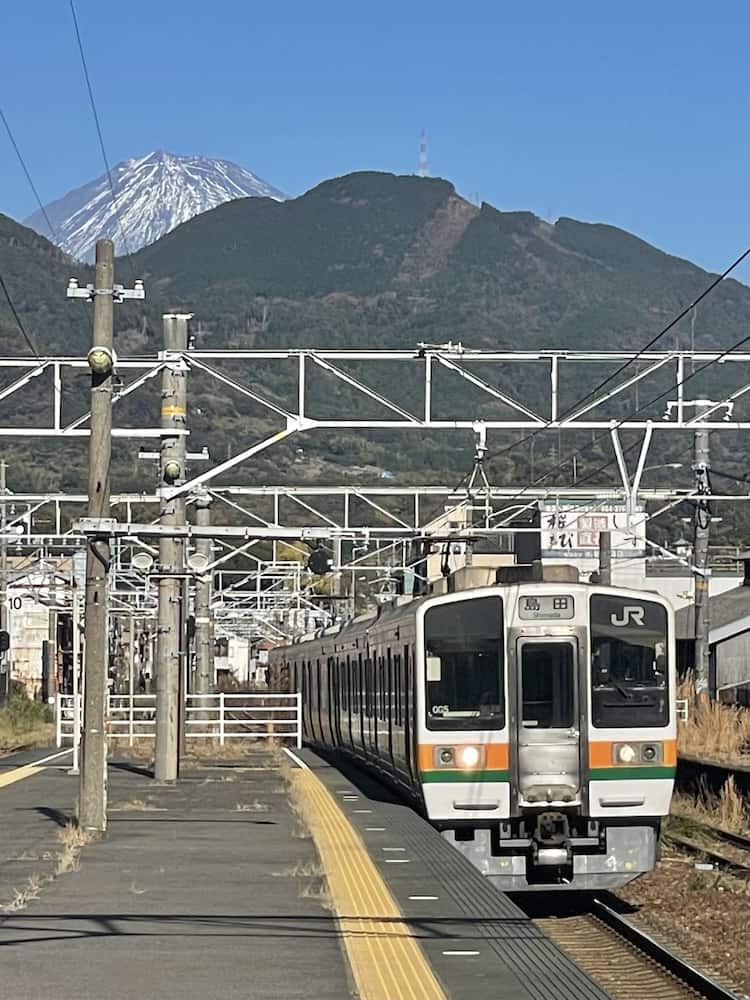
[293, 764, 446, 1000]
[0, 762, 42, 788]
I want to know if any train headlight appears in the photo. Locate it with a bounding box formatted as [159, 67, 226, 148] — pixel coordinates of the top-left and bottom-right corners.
[614, 743, 637, 764]
[458, 745, 481, 768]
[640, 743, 662, 763]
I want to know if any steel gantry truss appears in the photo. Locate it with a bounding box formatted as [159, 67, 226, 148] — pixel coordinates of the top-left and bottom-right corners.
[4, 346, 750, 645]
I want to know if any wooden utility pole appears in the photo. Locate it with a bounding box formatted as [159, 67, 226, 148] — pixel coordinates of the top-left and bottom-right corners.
[67, 242, 144, 826]
[193, 490, 214, 698]
[598, 530, 612, 586]
[0, 460, 9, 705]
[78, 239, 115, 835]
[693, 428, 711, 702]
[154, 314, 190, 782]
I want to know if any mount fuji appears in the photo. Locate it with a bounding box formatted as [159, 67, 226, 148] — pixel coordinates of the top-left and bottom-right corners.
[23, 150, 286, 262]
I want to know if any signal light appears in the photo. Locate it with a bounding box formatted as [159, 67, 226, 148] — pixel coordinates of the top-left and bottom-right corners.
[307, 546, 332, 575]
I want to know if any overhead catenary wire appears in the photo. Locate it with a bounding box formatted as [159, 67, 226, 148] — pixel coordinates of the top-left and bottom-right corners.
[0, 107, 58, 243]
[68, 0, 137, 278]
[0, 270, 42, 362]
[451, 244, 750, 494]
[476, 328, 750, 527]
[561, 245, 750, 420]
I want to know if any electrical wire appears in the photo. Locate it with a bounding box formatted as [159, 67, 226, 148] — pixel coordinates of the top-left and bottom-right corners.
[68, 0, 136, 277]
[559, 245, 750, 420]
[451, 244, 750, 493]
[0, 270, 42, 362]
[0, 108, 58, 243]
[464, 324, 750, 536]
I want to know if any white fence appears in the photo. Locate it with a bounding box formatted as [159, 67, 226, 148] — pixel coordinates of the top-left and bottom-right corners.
[56, 692, 302, 749]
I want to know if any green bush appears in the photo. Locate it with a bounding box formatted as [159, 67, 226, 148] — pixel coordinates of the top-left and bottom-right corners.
[3, 690, 53, 728]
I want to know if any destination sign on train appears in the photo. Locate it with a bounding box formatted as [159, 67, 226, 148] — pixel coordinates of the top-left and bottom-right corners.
[518, 594, 575, 620]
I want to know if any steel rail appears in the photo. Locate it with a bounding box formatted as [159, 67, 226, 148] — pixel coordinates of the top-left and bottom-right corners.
[591, 897, 741, 1000]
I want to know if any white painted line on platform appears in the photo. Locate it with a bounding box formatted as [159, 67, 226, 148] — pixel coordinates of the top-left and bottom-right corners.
[442, 951, 480, 957]
[366, 827, 386, 832]
[409, 895, 439, 901]
[343, 795, 358, 801]
[31, 748, 73, 767]
[385, 858, 411, 863]
[282, 748, 308, 770]
[353, 809, 372, 814]
[382, 847, 406, 852]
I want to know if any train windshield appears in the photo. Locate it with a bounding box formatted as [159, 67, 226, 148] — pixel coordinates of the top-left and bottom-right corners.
[423, 596, 504, 731]
[590, 595, 669, 728]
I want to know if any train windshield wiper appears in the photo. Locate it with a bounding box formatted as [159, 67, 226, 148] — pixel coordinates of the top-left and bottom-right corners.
[612, 681, 634, 701]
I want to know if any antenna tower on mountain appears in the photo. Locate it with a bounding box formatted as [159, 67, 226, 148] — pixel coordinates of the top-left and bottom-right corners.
[417, 130, 429, 177]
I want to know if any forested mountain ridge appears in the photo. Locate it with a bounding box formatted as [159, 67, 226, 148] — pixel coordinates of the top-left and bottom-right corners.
[2, 171, 750, 544]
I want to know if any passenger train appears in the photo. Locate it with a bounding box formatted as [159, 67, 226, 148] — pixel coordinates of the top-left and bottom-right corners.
[269, 564, 676, 891]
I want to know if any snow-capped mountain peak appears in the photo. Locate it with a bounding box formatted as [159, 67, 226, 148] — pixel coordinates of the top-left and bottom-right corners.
[24, 151, 286, 262]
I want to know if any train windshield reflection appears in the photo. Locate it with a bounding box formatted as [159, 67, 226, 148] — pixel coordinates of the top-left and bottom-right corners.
[590, 595, 669, 728]
[424, 596, 504, 731]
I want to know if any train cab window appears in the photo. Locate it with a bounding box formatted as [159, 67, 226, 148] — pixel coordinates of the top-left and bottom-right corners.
[590, 595, 669, 728]
[423, 596, 504, 731]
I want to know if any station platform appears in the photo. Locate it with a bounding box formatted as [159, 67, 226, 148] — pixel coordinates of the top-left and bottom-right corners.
[0, 745, 612, 1000]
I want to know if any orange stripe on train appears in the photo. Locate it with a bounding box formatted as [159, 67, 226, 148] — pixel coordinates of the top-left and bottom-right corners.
[589, 740, 676, 768]
[417, 743, 509, 772]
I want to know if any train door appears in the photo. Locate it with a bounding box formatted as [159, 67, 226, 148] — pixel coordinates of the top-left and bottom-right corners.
[515, 638, 581, 804]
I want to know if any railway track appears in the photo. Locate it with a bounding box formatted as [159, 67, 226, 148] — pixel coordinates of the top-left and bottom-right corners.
[528, 896, 741, 1000]
[666, 819, 750, 879]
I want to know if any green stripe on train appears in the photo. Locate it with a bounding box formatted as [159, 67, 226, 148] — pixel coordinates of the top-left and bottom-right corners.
[590, 766, 676, 781]
[419, 769, 510, 783]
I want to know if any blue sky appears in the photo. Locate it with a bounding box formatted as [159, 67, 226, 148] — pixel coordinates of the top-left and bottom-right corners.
[1, 0, 747, 278]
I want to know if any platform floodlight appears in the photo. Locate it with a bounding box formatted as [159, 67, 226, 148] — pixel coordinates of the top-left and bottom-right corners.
[87, 345, 115, 375]
[187, 551, 210, 572]
[131, 552, 154, 571]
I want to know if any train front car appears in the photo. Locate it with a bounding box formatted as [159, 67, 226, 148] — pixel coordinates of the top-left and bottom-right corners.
[417, 583, 675, 891]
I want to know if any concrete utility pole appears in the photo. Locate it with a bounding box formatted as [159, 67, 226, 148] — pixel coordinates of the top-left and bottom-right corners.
[0, 460, 9, 705]
[193, 490, 214, 698]
[79, 240, 114, 835]
[598, 530, 612, 586]
[67, 241, 144, 829]
[154, 314, 190, 782]
[693, 428, 711, 702]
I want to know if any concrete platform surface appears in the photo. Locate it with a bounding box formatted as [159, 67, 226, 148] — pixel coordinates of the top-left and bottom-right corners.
[0, 750, 351, 1000]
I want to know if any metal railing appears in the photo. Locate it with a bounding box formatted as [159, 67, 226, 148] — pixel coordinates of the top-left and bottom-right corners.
[56, 692, 302, 749]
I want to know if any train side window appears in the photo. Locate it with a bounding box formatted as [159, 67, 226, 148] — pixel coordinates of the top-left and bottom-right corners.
[343, 655, 350, 713]
[378, 656, 385, 721]
[365, 656, 372, 718]
[393, 652, 402, 726]
[424, 596, 504, 731]
[356, 653, 363, 714]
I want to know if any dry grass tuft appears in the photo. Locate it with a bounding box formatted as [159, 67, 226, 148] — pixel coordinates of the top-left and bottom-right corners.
[109, 799, 166, 812]
[1, 823, 92, 910]
[273, 860, 324, 878]
[3, 875, 43, 912]
[235, 799, 270, 813]
[56, 822, 92, 876]
[300, 876, 334, 911]
[677, 674, 750, 761]
[672, 777, 750, 834]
